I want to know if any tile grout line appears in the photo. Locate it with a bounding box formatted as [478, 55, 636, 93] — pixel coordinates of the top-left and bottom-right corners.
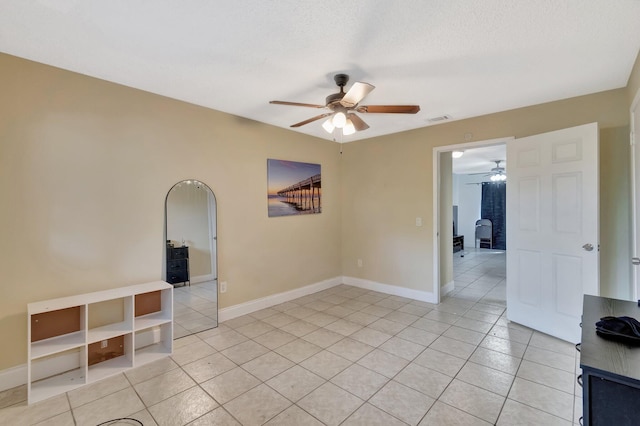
[7, 250, 583, 425]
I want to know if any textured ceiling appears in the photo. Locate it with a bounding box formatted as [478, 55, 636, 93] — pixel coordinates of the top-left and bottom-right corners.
[1, 1, 640, 143]
[451, 144, 507, 175]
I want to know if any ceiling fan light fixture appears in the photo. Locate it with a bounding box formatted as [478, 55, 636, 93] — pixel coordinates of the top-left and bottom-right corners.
[322, 118, 335, 133]
[269, 74, 419, 138]
[490, 173, 506, 182]
[332, 111, 347, 128]
[452, 150, 464, 159]
[343, 119, 356, 136]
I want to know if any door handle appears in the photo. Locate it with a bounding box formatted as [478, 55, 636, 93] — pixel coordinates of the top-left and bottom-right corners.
[582, 243, 594, 252]
[633, 257, 640, 265]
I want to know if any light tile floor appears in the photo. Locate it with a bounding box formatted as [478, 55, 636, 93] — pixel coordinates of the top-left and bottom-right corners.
[0, 249, 583, 425]
[173, 279, 218, 338]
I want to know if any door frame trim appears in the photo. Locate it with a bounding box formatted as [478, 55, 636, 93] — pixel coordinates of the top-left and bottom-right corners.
[630, 88, 640, 300]
[432, 137, 513, 303]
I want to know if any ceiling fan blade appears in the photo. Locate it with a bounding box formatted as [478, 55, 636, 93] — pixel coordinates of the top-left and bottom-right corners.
[340, 82, 375, 108]
[356, 105, 420, 114]
[348, 113, 369, 131]
[270, 100, 326, 108]
[290, 113, 333, 128]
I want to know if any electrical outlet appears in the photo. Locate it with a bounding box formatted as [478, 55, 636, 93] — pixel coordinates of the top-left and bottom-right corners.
[101, 340, 108, 349]
[220, 281, 227, 293]
[357, 259, 363, 267]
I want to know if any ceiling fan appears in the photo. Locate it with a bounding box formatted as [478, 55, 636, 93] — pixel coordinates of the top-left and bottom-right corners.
[486, 160, 507, 181]
[269, 74, 420, 135]
[468, 160, 507, 182]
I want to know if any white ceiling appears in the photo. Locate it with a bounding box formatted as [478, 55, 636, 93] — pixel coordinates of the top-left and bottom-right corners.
[1, 1, 640, 143]
[452, 144, 507, 175]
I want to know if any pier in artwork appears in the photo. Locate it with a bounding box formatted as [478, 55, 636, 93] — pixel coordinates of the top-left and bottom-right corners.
[277, 173, 321, 212]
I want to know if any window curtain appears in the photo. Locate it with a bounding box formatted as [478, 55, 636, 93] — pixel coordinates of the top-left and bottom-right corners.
[481, 182, 506, 250]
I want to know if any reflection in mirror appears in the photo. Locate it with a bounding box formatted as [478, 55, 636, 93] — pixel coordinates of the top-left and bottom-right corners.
[165, 180, 218, 338]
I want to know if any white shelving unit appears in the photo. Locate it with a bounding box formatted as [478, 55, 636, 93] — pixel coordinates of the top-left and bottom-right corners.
[27, 281, 172, 404]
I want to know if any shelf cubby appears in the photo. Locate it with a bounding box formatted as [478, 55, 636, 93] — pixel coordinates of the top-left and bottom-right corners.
[27, 281, 172, 404]
[29, 304, 86, 361]
[29, 346, 86, 404]
[87, 297, 133, 344]
[87, 333, 133, 383]
[134, 289, 172, 331]
[134, 323, 172, 366]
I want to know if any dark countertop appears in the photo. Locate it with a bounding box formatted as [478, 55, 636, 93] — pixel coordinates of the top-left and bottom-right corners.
[581, 295, 640, 382]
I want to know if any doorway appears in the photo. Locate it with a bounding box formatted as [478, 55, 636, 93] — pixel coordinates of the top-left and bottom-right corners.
[453, 145, 508, 306]
[432, 138, 512, 304]
[435, 124, 600, 343]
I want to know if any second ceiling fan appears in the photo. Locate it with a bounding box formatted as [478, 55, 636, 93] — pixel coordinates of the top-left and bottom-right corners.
[470, 160, 507, 182]
[270, 74, 420, 135]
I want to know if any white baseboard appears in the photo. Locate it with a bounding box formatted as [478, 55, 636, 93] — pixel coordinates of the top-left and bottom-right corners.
[218, 276, 343, 323]
[0, 364, 27, 392]
[342, 276, 437, 304]
[441, 280, 455, 297]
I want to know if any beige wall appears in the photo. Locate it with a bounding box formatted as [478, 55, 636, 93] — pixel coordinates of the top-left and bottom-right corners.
[340, 136, 433, 289]
[599, 127, 632, 299]
[628, 50, 640, 105]
[341, 89, 630, 299]
[0, 53, 342, 370]
[439, 152, 453, 289]
[1, 49, 637, 373]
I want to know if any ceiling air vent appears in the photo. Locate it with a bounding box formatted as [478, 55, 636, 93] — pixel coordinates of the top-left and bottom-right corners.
[427, 114, 452, 123]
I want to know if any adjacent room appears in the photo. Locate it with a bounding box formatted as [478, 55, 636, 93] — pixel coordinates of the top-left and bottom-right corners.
[2, 2, 640, 425]
[447, 145, 508, 301]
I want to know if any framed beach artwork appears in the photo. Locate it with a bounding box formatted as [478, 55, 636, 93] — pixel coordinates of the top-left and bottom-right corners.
[267, 159, 321, 217]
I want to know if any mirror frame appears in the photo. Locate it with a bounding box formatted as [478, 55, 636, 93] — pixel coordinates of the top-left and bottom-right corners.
[164, 179, 218, 337]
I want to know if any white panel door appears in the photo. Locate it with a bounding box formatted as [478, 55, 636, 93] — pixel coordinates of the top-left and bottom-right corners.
[506, 122, 599, 343]
[632, 94, 640, 299]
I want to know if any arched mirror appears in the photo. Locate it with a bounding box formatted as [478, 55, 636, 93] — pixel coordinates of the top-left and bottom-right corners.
[165, 180, 218, 338]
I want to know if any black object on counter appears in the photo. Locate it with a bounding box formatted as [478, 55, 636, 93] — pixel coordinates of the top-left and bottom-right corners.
[596, 316, 640, 346]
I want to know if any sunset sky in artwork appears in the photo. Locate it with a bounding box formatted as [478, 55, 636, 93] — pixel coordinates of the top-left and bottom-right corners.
[267, 159, 321, 195]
